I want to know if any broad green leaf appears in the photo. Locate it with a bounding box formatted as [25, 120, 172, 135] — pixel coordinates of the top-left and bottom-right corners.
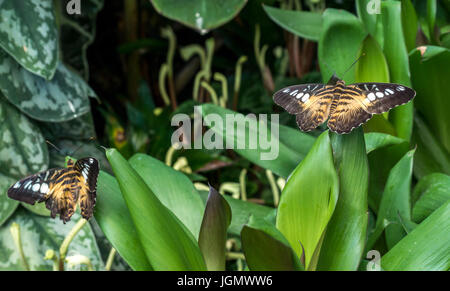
[129, 153, 205, 239]
[410, 46, 450, 153]
[382, 1, 414, 140]
[106, 149, 206, 270]
[0, 208, 103, 270]
[412, 115, 450, 179]
[401, 0, 418, 52]
[318, 8, 367, 84]
[0, 173, 19, 227]
[198, 186, 231, 271]
[426, 0, 437, 44]
[276, 131, 339, 270]
[317, 128, 368, 271]
[364, 132, 405, 154]
[95, 171, 152, 271]
[39, 112, 96, 141]
[355, 35, 389, 83]
[262, 5, 322, 41]
[412, 173, 450, 223]
[381, 200, 450, 271]
[0, 52, 95, 122]
[150, 0, 247, 33]
[367, 149, 415, 251]
[241, 216, 303, 271]
[198, 190, 274, 236]
[200, 104, 315, 178]
[0, 0, 58, 79]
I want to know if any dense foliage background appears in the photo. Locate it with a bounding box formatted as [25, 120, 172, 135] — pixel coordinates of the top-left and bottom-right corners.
[0, 0, 449, 271]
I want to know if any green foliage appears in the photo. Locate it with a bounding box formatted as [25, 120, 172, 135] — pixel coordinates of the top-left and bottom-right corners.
[0, 0, 449, 271]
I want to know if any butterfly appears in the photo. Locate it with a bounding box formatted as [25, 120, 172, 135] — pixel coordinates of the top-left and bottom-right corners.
[7, 157, 99, 223]
[273, 74, 416, 134]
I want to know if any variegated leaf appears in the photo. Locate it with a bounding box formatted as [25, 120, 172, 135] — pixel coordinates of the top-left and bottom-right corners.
[0, 0, 58, 79]
[0, 208, 104, 270]
[0, 51, 96, 122]
[0, 173, 19, 227]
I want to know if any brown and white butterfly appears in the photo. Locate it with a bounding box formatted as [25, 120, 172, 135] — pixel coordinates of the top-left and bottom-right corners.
[273, 75, 415, 134]
[7, 157, 99, 223]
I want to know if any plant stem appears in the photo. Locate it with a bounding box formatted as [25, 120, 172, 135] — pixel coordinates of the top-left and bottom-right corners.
[105, 247, 117, 271]
[10, 222, 30, 271]
[59, 218, 88, 271]
[266, 170, 280, 207]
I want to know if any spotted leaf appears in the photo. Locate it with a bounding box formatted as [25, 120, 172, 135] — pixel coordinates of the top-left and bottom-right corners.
[0, 0, 58, 80]
[0, 52, 96, 122]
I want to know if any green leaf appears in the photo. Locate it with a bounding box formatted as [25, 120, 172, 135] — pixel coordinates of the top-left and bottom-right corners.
[410, 46, 450, 154]
[412, 115, 450, 179]
[150, 0, 247, 33]
[105, 149, 206, 270]
[364, 132, 405, 154]
[401, 0, 418, 52]
[0, 173, 19, 227]
[198, 190, 274, 236]
[0, 208, 103, 270]
[426, 0, 437, 44]
[381, 199, 450, 271]
[241, 216, 303, 271]
[0, 53, 95, 122]
[367, 149, 415, 251]
[262, 5, 322, 41]
[200, 104, 315, 178]
[95, 171, 152, 271]
[0, 0, 58, 80]
[128, 153, 205, 239]
[317, 128, 368, 271]
[198, 185, 231, 271]
[355, 35, 389, 83]
[381, 1, 414, 140]
[412, 173, 450, 223]
[319, 9, 367, 84]
[276, 131, 339, 270]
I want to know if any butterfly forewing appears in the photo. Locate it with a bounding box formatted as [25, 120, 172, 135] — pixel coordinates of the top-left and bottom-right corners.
[7, 157, 99, 223]
[274, 83, 334, 131]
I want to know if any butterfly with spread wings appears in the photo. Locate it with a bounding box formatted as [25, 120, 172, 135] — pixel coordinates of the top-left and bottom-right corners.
[273, 74, 416, 134]
[7, 157, 99, 223]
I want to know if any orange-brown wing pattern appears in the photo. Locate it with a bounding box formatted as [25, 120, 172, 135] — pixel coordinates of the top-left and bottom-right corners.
[273, 84, 334, 132]
[327, 86, 373, 134]
[7, 157, 99, 223]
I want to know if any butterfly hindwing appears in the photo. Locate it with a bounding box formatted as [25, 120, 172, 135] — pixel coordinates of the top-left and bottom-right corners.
[73, 158, 99, 220]
[274, 83, 334, 131]
[350, 83, 415, 114]
[7, 157, 99, 223]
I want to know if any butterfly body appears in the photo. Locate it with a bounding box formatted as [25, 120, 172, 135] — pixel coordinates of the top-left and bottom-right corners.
[7, 157, 99, 223]
[274, 75, 415, 134]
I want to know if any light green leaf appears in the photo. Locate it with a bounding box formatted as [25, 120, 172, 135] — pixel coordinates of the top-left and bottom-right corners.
[364, 132, 405, 154]
[95, 171, 152, 270]
[0, 52, 95, 122]
[381, 200, 450, 271]
[401, 0, 418, 52]
[317, 128, 368, 271]
[412, 173, 450, 223]
[319, 8, 367, 84]
[0, 208, 103, 270]
[150, 0, 247, 33]
[263, 5, 322, 41]
[276, 131, 339, 270]
[129, 153, 205, 239]
[0, 0, 58, 79]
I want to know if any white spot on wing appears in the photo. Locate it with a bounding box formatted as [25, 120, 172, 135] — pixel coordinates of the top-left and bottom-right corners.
[40, 183, 49, 194]
[367, 92, 376, 101]
[13, 182, 21, 189]
[385, 88, 394, 94]
[301, 93, 310, 102]
[290, 90, 298, 96]
[283, 89, 290, 93]
[396, 86, 405, 91]
[32, 183, 40, 192]
[376, 92, 384, 98]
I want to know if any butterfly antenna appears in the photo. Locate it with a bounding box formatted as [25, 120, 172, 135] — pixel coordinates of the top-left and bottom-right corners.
[342, 52, 366, 78]
[69, 136, 97, 158]
[46, 140, 63, 155]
